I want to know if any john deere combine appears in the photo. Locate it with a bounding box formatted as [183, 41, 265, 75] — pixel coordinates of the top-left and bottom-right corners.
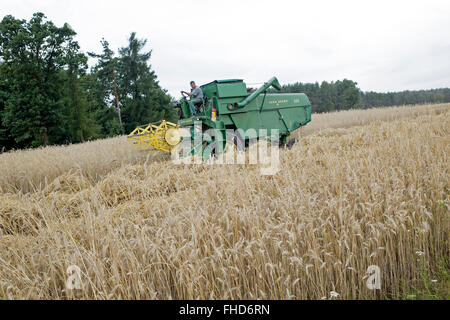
[128, 77, 311, 158]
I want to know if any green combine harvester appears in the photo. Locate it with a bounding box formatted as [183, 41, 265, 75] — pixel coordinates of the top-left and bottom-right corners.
[128, 77, 311, 159]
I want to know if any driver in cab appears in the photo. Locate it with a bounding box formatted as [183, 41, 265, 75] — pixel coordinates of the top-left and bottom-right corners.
[181, 81, 203, 115]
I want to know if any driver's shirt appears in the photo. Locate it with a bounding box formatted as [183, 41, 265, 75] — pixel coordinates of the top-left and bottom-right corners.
[191, 87, 204, 99]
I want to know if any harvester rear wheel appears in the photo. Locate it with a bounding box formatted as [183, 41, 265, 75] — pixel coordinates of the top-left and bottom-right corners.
[286, 138, 297, 149]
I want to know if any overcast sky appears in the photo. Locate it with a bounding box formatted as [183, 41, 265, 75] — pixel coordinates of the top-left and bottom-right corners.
[2, 0, 450, 96]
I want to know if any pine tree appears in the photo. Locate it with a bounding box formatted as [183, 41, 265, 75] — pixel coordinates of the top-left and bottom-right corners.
[118, 32, 176, 133]
[320, 81, 338, 112]
[61, 40, 100, 143]
[88, 39, 124, 136]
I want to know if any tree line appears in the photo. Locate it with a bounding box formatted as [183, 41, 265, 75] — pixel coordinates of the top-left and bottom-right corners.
[277, 81, 450, 114]
[1, 13, 449, 151]
[0, 12, 176, 151]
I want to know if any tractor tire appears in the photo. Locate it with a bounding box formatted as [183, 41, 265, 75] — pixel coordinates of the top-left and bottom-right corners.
[203, 131, 245, 161]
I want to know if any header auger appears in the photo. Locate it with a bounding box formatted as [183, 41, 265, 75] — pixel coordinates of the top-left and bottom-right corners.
[127, 77, 312, 159]
[128, 120, 181, 153]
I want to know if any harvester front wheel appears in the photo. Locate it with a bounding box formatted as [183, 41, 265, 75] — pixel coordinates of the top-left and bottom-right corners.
[286, 138, 297, 149]
[202, 131, 245, 162]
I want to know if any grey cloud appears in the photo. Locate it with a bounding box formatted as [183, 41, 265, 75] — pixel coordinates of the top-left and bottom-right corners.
[2, 0, 449, 96]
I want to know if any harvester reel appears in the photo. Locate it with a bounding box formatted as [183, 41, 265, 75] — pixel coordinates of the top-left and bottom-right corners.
[165, 128, 182, 146]
[127, 120, 181, 153]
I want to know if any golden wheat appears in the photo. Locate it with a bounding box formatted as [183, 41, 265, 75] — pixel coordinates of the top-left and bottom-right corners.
[0, 103, 448, 299]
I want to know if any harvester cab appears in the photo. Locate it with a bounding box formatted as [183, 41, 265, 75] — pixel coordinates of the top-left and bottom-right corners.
[128, 76, 312, 159]
[177, 92, 205, 118]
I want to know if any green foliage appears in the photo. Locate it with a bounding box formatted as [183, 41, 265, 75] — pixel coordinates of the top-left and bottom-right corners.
[362, 88, 450, 108]
[0, 13, 76, 147]
[277, 79, 362, 113]
[398, 257, 450, 300]
[87, 39, 124, 136]
[0, 13, 174, 151]
[278, 80, 450, 113]
[117, 32, 176, 133]
[0, 64, 13, 151]
[88, 34, 176, 135]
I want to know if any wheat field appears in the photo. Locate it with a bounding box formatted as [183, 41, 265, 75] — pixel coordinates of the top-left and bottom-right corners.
[0, 103, 448, 299]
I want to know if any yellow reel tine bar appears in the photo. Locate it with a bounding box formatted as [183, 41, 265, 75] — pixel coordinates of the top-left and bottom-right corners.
[127, 120, 181, 153]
